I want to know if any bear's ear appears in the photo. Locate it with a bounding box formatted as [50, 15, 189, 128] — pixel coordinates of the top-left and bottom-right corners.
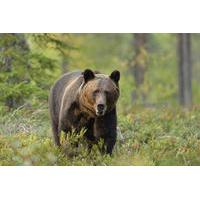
[83, 69, 95, 83]
[110, 70, 120, 83]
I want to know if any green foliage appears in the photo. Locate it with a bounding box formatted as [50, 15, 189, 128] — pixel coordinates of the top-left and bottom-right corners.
[0, 34, 34, 108]
[1, 107, 200, 166]
[0, 33, 76, 109]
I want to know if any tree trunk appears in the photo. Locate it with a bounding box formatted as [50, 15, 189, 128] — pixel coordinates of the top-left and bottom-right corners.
[131, 33, 148, 103]
[133, 33, 147, 86]
[177, 33, 192, 107]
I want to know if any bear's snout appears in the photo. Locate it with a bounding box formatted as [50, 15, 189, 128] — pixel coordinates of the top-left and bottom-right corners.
[96, 103, 107, 116]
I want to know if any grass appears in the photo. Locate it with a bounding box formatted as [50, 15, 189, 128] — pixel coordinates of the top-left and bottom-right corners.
[0, 105, 200, 166]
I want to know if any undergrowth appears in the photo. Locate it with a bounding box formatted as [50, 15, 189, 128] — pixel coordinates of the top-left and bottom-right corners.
[1, 106, 200, 166]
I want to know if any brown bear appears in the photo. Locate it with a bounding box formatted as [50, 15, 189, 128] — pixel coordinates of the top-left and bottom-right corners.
[49, 69, 120, 155]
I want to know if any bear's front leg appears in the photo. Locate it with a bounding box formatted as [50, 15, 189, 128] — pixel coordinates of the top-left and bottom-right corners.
[94, 108, 117, 155]
[104, 137, 116, 155]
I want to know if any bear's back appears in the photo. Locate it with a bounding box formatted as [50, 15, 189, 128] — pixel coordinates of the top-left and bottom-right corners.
[49, 71, 83, 124]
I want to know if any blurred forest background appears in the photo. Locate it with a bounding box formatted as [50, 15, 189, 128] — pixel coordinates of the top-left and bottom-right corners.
[0, 33, 200, 166]
[0, 33, 199, 111]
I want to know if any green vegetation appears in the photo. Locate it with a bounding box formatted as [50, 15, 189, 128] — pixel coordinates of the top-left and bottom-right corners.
[1, 33, 200, 165]
[1, 106, 200, 166]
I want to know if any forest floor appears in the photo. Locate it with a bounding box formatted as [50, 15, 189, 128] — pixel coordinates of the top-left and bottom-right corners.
[0, 105, 200, 166]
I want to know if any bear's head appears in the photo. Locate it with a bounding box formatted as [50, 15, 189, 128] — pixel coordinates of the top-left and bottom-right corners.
[79, 69, 120, 117]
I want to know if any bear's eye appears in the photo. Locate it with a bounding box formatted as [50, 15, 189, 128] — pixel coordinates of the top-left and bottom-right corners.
[105, 91, 111, 97]
[93, 89, 100, 97]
